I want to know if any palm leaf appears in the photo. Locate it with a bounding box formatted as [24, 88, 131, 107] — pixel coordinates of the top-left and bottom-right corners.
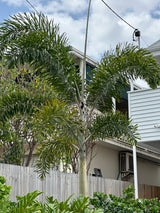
[87, 43, 160, 111]
[0, 12, 81, 103]
[89, 111, 140, 145]
[33, 99, 80, 179]
[0, 90, 48, 122]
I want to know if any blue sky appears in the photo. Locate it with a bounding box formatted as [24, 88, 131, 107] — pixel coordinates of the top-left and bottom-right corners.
[0, 1, 27, 21]
[0, 0, 160, 62]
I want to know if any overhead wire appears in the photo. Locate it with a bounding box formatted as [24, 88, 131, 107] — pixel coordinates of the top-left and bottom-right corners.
[25, 0, 145, 46]
[26, 0, 138, 33]
[99, 0, 143, 46]
[26, 0, 137, 32]
[100, 0, 136, 30]
[25, 0, 39, 15]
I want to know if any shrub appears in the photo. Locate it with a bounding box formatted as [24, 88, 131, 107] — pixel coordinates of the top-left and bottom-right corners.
[0, 176, 11, 200]
[10, 191, 102, 212]
[90, 185, 160, 213]
[0, 176, 15, 213]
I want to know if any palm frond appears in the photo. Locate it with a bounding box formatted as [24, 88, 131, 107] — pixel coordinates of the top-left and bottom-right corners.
[35, 137, 76, 179]
[89, 111, 140, 145]
[33, 99, 81, 140]
[0, 90, 48, 122]
[33, 99, 80, 179]
[0, 12, 81, 103]
[87, 43, 160, 111]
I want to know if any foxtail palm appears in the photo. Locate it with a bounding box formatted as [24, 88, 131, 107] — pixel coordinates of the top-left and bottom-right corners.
[0, 13, 160, 196]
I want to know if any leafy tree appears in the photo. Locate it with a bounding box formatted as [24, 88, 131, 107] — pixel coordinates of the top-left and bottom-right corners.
[0, 63, 78, 167]
[0, 12, 160, 196]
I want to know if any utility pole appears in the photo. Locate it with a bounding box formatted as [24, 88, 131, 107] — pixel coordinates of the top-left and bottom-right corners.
[82, 0, 92, 101]
[132, 29, 141, 199]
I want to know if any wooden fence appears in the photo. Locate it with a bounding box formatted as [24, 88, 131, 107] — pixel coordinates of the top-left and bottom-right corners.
[0, 163, 159, 202]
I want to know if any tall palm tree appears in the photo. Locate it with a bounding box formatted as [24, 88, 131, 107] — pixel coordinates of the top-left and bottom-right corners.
[0, 13, 160, 196]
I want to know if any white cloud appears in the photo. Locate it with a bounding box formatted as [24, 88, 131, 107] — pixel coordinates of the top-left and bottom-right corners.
[1, 0, 23, 6]
[1, 0, 160, 60]
[36, 0, 87, 15]
[36, 0, 160, 60]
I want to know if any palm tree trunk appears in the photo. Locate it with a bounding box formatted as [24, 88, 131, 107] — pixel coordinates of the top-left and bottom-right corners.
[78, 105, 88, 196]
[79, 0, 92, 196]
[79, 148, 88, 196]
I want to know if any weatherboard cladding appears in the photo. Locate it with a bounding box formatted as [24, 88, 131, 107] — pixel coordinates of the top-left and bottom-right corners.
[128, 88, 160, 143]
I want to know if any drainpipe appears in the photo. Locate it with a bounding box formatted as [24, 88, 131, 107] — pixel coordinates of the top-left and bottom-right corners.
[133, 145, 138, 199]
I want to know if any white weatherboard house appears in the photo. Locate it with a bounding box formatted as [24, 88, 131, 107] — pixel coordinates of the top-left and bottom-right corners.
[126, 40, 160, 187]
[128, 87, 160, 186]
[128, 87, 160, 149]
[71, 46, 160, 188]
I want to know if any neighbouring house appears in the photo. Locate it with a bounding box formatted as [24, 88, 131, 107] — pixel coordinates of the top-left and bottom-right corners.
[70, 46, 160, 188]
[147, 39, 160, 62]
[128, 87, 160, 184]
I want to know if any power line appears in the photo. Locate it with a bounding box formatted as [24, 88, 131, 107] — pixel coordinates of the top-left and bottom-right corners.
[100, 0, 136, 30]
[25, 0, 145, 46]
[25, 0, 39, 15]
[26, 0, 137, 32]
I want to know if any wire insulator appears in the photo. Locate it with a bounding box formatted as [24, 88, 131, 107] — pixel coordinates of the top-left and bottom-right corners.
[133, 29, 140, 41]
[135, 29, 140, 37]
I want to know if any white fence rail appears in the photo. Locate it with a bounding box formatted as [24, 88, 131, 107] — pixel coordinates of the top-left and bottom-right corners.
[0, 163, 159, 202]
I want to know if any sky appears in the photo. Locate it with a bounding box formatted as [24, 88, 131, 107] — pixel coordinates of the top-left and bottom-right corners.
[0, 0, 160, 87]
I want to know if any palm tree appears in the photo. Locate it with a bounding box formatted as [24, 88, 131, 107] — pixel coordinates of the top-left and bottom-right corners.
[0, 12, 160, 196]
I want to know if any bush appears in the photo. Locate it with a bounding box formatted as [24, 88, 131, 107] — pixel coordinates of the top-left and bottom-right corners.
[0, 176, 11, 200]
[9, 191, 102, 212]
[0, 176, 15, 213]
[90, 185, 160, 213]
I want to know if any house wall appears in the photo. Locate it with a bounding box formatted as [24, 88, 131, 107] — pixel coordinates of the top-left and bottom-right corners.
[88, 144, 119, 179]
[138, 158, 160, 186]
[88, 143, 160, 186]
[128, 87, 160, 143]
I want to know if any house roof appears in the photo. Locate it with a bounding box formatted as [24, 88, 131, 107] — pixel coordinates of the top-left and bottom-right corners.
[148, 39, 160, 52]
[70, 47, 98, 67]
[147, 39, 160, 62]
